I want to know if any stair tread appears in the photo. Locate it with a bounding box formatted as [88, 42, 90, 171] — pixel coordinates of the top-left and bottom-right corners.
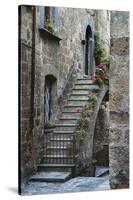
[75, 82, 94, 85]
[47, 146, 68, 149]
[44, 155, 73, 158]
[50, 138, 73, 141]
[56, 124, 76, 126]
[38, 164, 75, 167]
[53, 130, 74, 133]
[62, 111, 82, 113]
[64, 105, 84, 107]
[29, 171, 71, 182]
[59, 117, 79, 120]
[68, 99, 88, 101]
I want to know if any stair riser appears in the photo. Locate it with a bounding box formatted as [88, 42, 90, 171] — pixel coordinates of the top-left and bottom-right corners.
[77, 80, 94, 84]
[67, 101, 87, 107]
[43, 158, 74, 164]
[63, 107, 83, 112]
[61, 112, 81, 118]
[69, 96, 89, 100]
[58, 119, 77, 124]
[38, 167, 71, 172]
[74, 85, 99, 90]
[46, 149, 74, 156]
[49, 140, 72, 147]
[72, 90, 89, 95]
[55, 126, 76, 131]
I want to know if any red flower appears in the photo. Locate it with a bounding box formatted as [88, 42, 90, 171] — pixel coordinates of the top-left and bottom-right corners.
[75, 107, 81, 112]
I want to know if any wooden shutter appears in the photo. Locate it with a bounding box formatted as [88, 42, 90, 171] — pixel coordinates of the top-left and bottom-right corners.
[39, 6, 45, 28]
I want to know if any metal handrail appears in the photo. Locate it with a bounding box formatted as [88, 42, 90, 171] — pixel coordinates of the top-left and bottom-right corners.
[61, 62, 75, 96]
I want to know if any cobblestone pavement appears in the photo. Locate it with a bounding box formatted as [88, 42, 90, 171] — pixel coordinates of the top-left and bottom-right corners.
[22, 176, 110, 195]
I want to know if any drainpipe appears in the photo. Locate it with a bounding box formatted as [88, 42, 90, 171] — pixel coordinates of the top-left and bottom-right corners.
[30, 6, 36, 131]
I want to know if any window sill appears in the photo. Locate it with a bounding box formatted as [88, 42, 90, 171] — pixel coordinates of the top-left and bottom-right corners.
[39, 27, 62, 42]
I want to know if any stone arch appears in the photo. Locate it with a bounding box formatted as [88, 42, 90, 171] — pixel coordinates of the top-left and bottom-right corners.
[82, 16, 95, 77]
[75, 85, 109, 176]
[44, 74, 57, 123]
[92, 91, 109, 169]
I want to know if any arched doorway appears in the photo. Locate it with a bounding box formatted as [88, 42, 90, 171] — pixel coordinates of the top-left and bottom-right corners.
[85, 25, 94, 76]
[44, 75, 57, 123]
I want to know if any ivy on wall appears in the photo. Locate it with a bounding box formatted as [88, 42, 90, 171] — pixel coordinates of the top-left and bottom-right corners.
[75, 92, 98, 147]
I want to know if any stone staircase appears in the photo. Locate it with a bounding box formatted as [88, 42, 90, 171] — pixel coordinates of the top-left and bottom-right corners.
[30, 78, 100, 183]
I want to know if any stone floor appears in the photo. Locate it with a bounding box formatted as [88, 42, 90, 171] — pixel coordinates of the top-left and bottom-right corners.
[22, 176, 110, 195]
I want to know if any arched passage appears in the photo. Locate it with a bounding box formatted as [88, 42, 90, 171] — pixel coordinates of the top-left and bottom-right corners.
[44, 74, 57, 123]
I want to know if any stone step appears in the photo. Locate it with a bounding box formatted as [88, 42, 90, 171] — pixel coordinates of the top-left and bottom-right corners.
[37, 164, 75, 173]
[38, 163, 75, 168]
[47, 146, 68, 149]
[44, 155, 73, 158]
[58, 119, 77, 124]
[60, 116, 79, 120]
[77, 79, 94, 84]
[63, 106, 83, 113]
[46, 149, 72, 156]
[53, 130, 74, 134]
[67, 100, 87, 107]
[74, 84, 99, 90]
[95, 166, 109, 177]
[50, 137, 73, 141]
[61, 112, 81, 118]
[71, 90, 89, 95]
[55, 124, 76, 131]
[43, 158, 74, 164]
[69, 95, 89, 101]
[29, 171, 71, 183]
[49, 141, 72, 148]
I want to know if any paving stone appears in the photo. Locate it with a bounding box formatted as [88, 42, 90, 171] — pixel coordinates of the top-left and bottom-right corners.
[23, 176, 110, 195]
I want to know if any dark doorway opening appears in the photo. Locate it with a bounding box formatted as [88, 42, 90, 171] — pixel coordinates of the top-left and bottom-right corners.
[44, 75, 57, 123]
[85, 25, 93, 76]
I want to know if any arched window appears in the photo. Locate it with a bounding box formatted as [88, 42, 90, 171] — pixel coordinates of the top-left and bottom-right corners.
[44, 75, 57, 123]
[85, 25, 94, 76]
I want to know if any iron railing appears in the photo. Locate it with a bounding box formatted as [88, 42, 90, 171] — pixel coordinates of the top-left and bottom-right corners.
[44, 133, 75, 164]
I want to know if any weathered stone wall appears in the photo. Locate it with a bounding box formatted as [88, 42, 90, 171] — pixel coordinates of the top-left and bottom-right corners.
[93, 101, 109, 166]
[95, 10, 110, 54]
[20, 6, 34, 187]
[109, 11, 129, 189]
[20, 6, 44, 189]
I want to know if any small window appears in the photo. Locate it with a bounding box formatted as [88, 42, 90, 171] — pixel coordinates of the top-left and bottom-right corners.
[39, 6, 59, 34]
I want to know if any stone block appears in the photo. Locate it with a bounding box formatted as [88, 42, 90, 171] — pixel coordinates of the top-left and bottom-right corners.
[111, 37, 129, 56]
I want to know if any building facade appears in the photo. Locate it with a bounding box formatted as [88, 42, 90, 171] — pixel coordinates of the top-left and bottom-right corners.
[19, 5, 129, 192]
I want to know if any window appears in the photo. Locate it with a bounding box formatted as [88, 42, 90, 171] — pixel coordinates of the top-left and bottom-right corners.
[39, 6, 59, 34]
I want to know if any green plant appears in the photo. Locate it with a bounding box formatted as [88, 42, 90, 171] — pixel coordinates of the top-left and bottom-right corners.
[88, 95, 97, 102]
[44, 122, 55, 128]
[75, 128, 86, 147]
[75, 92, 98, 147]
[94, 32, 109, 66]
[45, 18, 57, 33]
[94, 77, 104, 87]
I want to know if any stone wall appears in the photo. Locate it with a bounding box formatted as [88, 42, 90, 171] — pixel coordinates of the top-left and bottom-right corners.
[93, 101, 109, 166]
[20, 6, 44, 190]
[95, 10, 110, 54]
[109, 11, 129, 189]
